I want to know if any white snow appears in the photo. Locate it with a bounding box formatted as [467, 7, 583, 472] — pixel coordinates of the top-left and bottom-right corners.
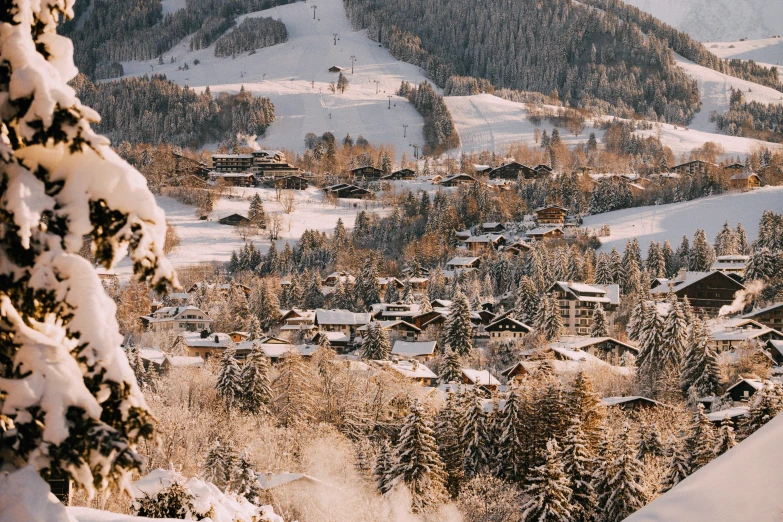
[160, 0, 186, 16]
[582, 186, 783, 255]
[623, 0, 783, 42]
[626, 410, 783, 521]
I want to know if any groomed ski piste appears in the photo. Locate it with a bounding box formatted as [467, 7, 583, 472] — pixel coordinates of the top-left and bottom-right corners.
[122, 0, 783, 161]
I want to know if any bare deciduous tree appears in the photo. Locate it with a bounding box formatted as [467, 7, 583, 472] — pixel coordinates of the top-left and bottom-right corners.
[281, 190, 297, 214]
[267, 213, 284, 240]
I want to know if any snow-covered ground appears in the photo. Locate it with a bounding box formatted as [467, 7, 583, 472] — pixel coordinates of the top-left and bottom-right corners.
[706, 37, 783, 82]
[582, 186, 783, 255]
[120, 0, 428, 160]
[626, 411, 783, 521]
[623, 0, 783, 42]
[114, 186, 388, 274]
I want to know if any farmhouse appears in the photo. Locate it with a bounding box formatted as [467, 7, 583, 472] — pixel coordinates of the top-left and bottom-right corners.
[349, 165, 383, 179]
[729, 172, 761, 190]
[324, 183, 373, 199]
[382, 168, 416, 180]
[526, 226, 564, 241]
[218, 213, 251, 226]
[439, 174, 478, 187]
[535, 204, 569, 224]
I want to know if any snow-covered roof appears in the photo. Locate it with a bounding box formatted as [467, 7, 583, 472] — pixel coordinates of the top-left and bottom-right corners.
[707, 318, 777, 342]
[651, 270, 744, 294]
[486, 316, 531, 331]
[464, 234, 504, 243]
[236, 338, 298, 358]
[357, 320, 420, 332]
[212, 153, 254, 159]
[375, 359, 437, 380]
[446, 256, 480, 267]
[461, 368, 500, 386]
[726, 378, 765, 392]
[391, 340, 437, 357]
[526, 226, 563, 235]
[743, 302, 783, 318]
[551, 335, 638, 354]
[145, 305, 211, 323]
[730, 171, 759, 180]
[180, 332, 232, 348]
[315, 309, 372, 325]
[601, 396, 661, 407]
[166, 355, 205, 368]
[256, 472, 326, 490]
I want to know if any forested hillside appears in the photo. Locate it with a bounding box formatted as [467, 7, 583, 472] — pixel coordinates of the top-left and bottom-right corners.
[59, 0, 296, 79]
[344, 0, 701, 124]
[73, 75, 275, 147]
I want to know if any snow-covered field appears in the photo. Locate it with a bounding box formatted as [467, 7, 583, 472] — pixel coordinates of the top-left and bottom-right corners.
[582, 186, 783, 255]
[706, 37, 783, 82]
[114, 186, 388, 274]
[624, 0, 783, 42]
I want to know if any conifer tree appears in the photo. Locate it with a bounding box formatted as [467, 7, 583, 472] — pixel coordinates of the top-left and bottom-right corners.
[609, 247, 623, 283]
[514, 275, 540, 324]
[637, 303, 665, 393]
[714, 221, 738, 256]
[461, 388, 491, 477]
[689, 229, 716, 272]
[534, 294, 563, 341]
[661, 436, 689, 493]
[248, 193, 266, 228]
[435, 391, 465, 497]
[440, 347, 463, 384]
[443, 289, 474, 355]
[739, 383, 783, 439]
[680, 319, 721, 398]
[216, 347, 242, 409]
[590, 304, 609, 337]
[594, 252, 613, 285]
[521, 439, 574, 522]
[495, 389, 526, 483]
[202, 439, 238, 490]
[627, 299, 647, 342]
[0, 0, 174, 492]
[357, 257, 382, 308]
[127, 346, 150, 387]
[661, 299, 688, 370]
[361, 322, 392, 360]
[391, 400, 447, 512]
[231, 451, 262, 504]
[686, 404, 716, 472]
[374, 439, 395, 494]
[636, 421, 665, 460]
[646, 241, 666, 278]
[246, 316, 263, 341]
[272, 353, 315, 427]
[714, 416, 737, 456]
[600, 424, 647, 522]
[240, 344, 272, 415]
[662, 240, 677, 277]
[384, 280, 400, 303]
[568, 371, 604, 443]
[735, 223, 750, 254]
[562, 420, 597, 522]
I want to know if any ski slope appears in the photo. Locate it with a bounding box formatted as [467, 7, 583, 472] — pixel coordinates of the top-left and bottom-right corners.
[120, 0, 428, 160]
[706, 38, 783, 82]
[623, 0, 783, 42]
[626, 411, 783, 521]
[113, 186, 384, 274]
[582, 186, 783, 255]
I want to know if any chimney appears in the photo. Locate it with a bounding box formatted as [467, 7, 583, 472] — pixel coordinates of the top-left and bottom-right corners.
[677, 267, 688, 282]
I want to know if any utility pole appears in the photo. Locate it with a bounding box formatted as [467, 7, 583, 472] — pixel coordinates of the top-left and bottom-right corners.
[333, 33, 338, 45]
[350, 55, 356, 73]
[312, 5, 317, 19]
[387, 95, 392, 109]
[402, 124, 408, 138]
[374, 80, 380, 94]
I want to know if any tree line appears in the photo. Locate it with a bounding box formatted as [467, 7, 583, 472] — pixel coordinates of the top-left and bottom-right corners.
[214, 16, 288, 57]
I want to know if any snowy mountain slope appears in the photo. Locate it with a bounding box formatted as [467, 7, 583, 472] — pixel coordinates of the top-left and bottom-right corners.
[706, 38, 783, 82]
[626, 411, 783, 521]
[623, 0, 783, 42]
[115, 186, 384, 273]
[582, 186, 783, 255]
[120, 0, 428, 160]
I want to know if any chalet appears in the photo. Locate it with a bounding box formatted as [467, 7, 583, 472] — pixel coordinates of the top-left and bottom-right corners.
[550, 281, 620, 336]
[175, 332, 232, 359]
[706, 406, 749, 426]
[439, 173, 478, 187]
[313, 309, 372, 348]
[533, 164, 553, 177]
[212, 172, 256, 187]
[141, 306, 212, 334]
[504, 241, 532, 256]
[322, 271, 355, 287]
[455, 230, 473, 241]
[723, 163, 745, 173]
[650, 270, 745, 314]
[445, 256, 481, 270]
[138, 348, 204, 373]
[391, 340, 437, 361]
[374, 359, 437, 386]
[357, 320, 421, 342]
[235, 337, 300, 361]
[323, 183, 373, 199]
[408, 277, 429, 294]
[487, 161, 527, 180]
[707, 317, 783, 352]
[211, 153, 253, 172]
[729, 172, 761, 190]
[371, 302, 422, 321]
[486, 316, 532, 340]
[328, 65, 345, 73]
[473, 164, 492, 175]
[726, 378, 765, 403]
[273, 175, 309, 190]
[526, 226, 564, 241]
[535, 205, 569, 224]
[671, 159, 715, 176]
[460, 369, 501, 391]
[602, 396, 661, 410]
[229, 331, 249, 343]
[278, 309, 316, 333]
[349, 165, 383, 179]
[382, 168, 416, 180]
[551, 336, 638, 364]
[710, 255, 750, 276]
[218, 213, 252, 226]
[743, 303, 783, 331]
[464, 234, 506, 252]
[481, 222, 506, 233]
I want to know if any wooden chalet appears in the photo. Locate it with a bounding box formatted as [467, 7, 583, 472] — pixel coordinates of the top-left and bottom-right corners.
[213, 172, 256, 187]
[324, 183, 373, 199]
[445, 256, 481, 270]
[487, 161, 526, 180]
[723, 163, 745, 173]
[651, 270, 745, 314]
[349, 165, 383, 179]
[535, 204, 569, 224]
[382, 168, 416, 180]
[358, 320, 421, 342]
[743, 303, 783, 331]
[726, 378, 765, 403]
[533, 164, 553, 176]
[729, 172, 761, 189]
[328, 65, 345, 73]
[273, 175, 309, 190]
[218, 213, 251, 226]
[486, 316, 532, 340]
[464, 234, 506, 252]
[391, 340, 437, 361]
[504, 241, 532, 256]
[602, 396, 662, 410]
[460, 369, 501, 391]
[526, 226, 564, 241]
[439, 173, 478, 187]
[481, 222, 506, 233]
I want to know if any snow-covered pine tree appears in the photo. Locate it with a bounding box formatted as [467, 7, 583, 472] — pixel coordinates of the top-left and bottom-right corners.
[534, 294, 563, 341]
[495, 389, 526, 483]
[714, 221, 738, 256]
[202, 439, 239, 490]
[646, 241, 666, 278]
[594, 252, 614, 285]
[735, 223, 750, 254]
[127, 346, 149, 387]
[361, 321, 391, 360]
[744, 247, 778, 282]
[401, 278, 416, 304]
[590, 304, 609, 337]
[636, 302, 665, 394]
[520, 439, 574, 522]
[562, 419, 597, 522]
[391, 400, 447, 512]
[0, 0, 176, 494]
[636, 421, 665, 460]
[231, 451, 261, 504]
[461, 388, 491, 477]
[686, 404, 716, 472]
[374, 439, 395, 494]
[514, 275, 540, 325]
[662, 240, 677, 278]
[609, 247, 623, 284]
[216, 347, 242, 409]
[303, 271, 325, 309]
[239, 344, 272, 415]
[739, 383, 783, 439]
[714, 416, 737, 456]
[567, 371, 604, 444]
[600, 424, 647, 522]
[357, 257, 382, 308]
[384, 280, 400, 303]
[661, 299, 688, 370]
[676, 235, 691, 271]
[440, 347, 462, 384]
[680, 318, 721, 398]
[435, 390, 465, 497]
[626, 299, 647, 342]
[443, 289, 474, 356]
[248, 193, 266, 228]
[660, 435, 689, 493]
[689, 229, 716, 272]
[272, 352, 315, 427]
